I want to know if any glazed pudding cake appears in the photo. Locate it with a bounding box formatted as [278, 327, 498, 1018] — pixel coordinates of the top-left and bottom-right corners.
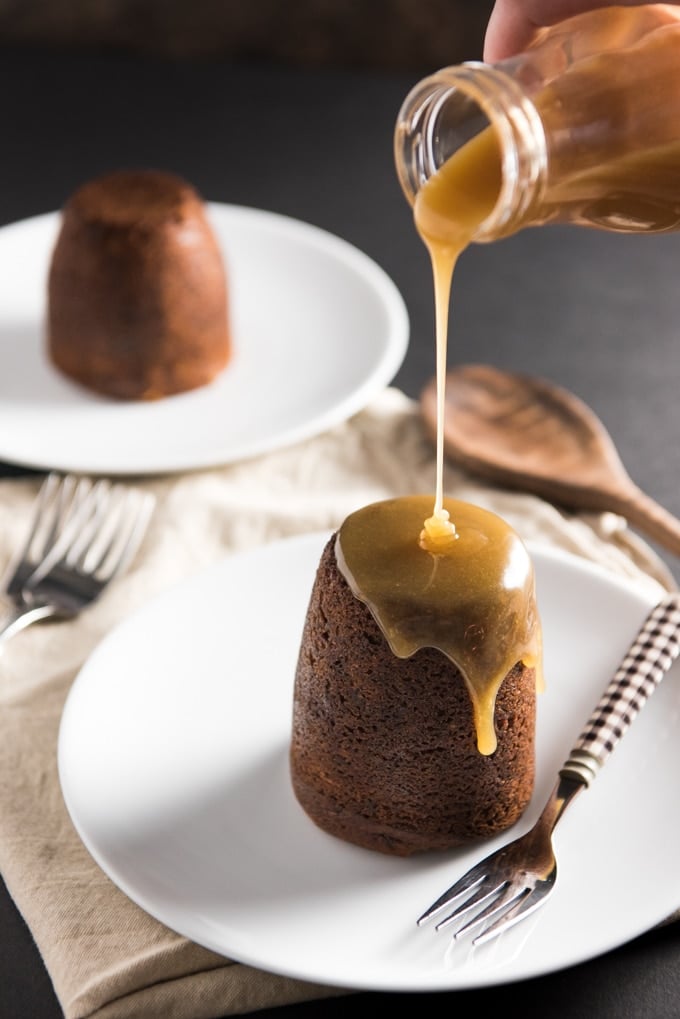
[290, 495, 542, 856]
[47, 168, 231, 400]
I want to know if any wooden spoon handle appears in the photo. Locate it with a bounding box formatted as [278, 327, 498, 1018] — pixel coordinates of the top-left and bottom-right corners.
[609, 483, 680, 558]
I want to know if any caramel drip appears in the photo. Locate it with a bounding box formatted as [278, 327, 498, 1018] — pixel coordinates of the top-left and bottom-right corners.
[336, 497, 542, 755]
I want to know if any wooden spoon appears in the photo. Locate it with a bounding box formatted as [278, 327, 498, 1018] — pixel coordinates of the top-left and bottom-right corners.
[420, 362, 680, 556]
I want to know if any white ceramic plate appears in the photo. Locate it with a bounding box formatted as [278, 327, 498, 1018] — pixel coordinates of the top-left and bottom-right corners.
[0, 206, 408, 475]
[58, 533, 680, 991]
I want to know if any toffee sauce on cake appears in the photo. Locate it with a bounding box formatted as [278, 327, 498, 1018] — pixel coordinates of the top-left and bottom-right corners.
[336, 496, 542, 756]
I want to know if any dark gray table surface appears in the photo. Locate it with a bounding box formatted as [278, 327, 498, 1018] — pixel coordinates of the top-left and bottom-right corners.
[2, 45, 680, 1019]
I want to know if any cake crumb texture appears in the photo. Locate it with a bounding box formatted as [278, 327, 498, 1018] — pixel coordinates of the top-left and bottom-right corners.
[47, 168, 231, 400]
[290, 535, 536, 855]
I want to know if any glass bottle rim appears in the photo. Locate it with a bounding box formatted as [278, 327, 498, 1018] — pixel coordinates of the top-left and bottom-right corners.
[395, 62, 547, 241]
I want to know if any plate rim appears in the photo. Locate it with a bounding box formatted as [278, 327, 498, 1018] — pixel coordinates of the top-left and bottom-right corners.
[0, 204, 409, 475]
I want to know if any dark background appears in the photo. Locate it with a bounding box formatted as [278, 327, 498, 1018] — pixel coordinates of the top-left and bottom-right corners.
[0, 0, 495, 67]
[2, 3, 680, 1017]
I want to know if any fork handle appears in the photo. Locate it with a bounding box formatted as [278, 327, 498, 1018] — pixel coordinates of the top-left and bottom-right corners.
[0, 602, 58, 644]
[559, 592, 680, 786]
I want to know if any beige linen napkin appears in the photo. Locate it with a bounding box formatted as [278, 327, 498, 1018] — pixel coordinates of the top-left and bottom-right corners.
[0, 387, 675, 1019]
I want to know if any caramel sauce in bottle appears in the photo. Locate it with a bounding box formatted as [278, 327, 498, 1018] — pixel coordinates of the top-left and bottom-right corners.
[395, 5, 680, 243]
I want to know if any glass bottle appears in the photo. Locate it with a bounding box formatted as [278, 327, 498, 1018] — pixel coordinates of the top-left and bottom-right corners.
[394, 3, 680, 244]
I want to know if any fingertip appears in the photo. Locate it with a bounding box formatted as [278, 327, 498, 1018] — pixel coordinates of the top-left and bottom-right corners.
[483, 1, 533, 62]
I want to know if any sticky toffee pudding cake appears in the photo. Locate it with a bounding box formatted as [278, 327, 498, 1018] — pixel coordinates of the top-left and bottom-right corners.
[290, 495, 542, 856]
[47, 169, 231, 400]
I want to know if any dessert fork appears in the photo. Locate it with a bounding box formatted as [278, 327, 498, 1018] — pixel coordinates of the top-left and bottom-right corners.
[0, 472, 155, 643]
[417, 591, 680, 946]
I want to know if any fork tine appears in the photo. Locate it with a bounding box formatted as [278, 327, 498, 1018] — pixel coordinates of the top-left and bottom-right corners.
[40, 474, 90, 556]
[0, 477, 156, 644]
[28, 479, 107, 583]
[22, 473, 61, 552]
[434, 878, 510, 932]
[443, 882, 531, 941]
[1, 474, 56, 587]
[13, 473, 68, 563]
[2, 473, 84, 593]
[93, 489, 155, 580]
[471, 871, 556, 946]
[417, 862, 491, 926]
[62, 481, 115, 570]
[76, 487, 128, 574]
[26, 482, 154, 589]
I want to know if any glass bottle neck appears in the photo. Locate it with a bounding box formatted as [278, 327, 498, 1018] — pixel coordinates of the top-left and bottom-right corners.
[394, 62, 548, 242]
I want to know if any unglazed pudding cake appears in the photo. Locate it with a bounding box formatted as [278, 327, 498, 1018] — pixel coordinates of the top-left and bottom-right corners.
[47, 168, 231, 400]
[290, 494, 542, 856]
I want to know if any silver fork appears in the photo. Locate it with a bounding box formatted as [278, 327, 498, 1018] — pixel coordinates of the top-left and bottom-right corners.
[0, 472, 155, 643]
[417, 591, 680, 947]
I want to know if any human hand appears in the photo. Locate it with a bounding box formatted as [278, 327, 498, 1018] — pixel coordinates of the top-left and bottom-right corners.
[484, 0, 680, 60]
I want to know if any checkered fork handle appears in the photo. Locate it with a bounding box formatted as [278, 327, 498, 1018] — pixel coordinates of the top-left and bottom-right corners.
[560, 592, 680, 787]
